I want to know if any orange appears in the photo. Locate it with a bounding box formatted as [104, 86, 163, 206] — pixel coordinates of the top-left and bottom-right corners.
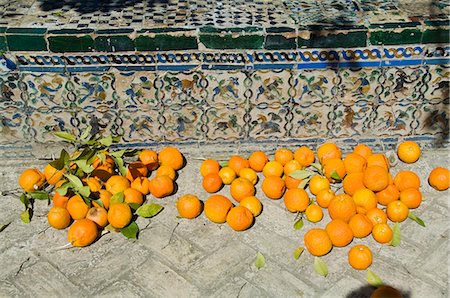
[348, 245, 372, 270]
[218, 166, 237, 185]
[91, 164, 114, 182]
[158, 147, 184, 170]
[348, 214, 373, 238]
[309, 175, 330, 196]
[316, 188, 335, 208]
[328, 194, 356, 223]
[204, 195, 233, 223]
[248, 151, 268, 172]
[139, 149, 159, 170]
[428, 167, 450, 191]
[317, 143, 341, 162]
[294, 146, 315, 168]
[366, 153, 389, 171]
[261, 176, 286, 200]
[124, 187, 144, 205]
[305, 204, 323, 223]
[376, 184, 400, 206]
[93, 189, 112, 210]
[353, 144, 372, 160]
[283, 160, 302, 176]
[228, 155, 249, 176]
[200, 159, 220, 177]
[262, 161, 284, 178]
[202, 173, 223, 193]
[177, 194, 202, 219]
[274, 148, 294, 166]
[47, 206, 71, 229]
[92, 153, 115, 169]
[66, 195, 89, 220]
[393, 170, 420, 191]
[366, 208, 388, 226]
[108, 203, 132, 229]
[283, 188, 309, 212]
[226, 206, 254, 231]
[148, 175, 174, 198]
[84, 177, 102, 193]
[44, 164, 66, 185]
[322, 158, 346, 182]
[399, 188, 422, 209]
[304, 228, 333, 257]
[372, 223, 393, 244]
[343, 153, 367, 174]
[18, 168, 45, 192]
[126, 161, 148, 181]
[86, 207, 109, 228]
[105, 175, 130, 195]
[239, 196, 263, 217]
[230, 177, 255, 202]
[352, 188, 377, 214]
[370, 286, 403, 298]
[325, 219, 354, 247]
[67, 219, 99, 247]
[363, 166, 389, 192]
[386, 200, 409, 222]
[155, 165, 176, 181]
[52, 192, 69, 208]
[397, 140, 421, 163]
[239, 168, 258, 185]
[285, 175, 303, 189]
[130, 177, 150, 195]
[343, 172, 366, 196]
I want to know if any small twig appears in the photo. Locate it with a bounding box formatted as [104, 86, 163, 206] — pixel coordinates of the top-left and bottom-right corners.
[15, 257, 31, 276]
[49, 242, 73, 251]
[162, 222, 179, 249]
[38, 226, 50, 235]
[237, 282, 247, 298]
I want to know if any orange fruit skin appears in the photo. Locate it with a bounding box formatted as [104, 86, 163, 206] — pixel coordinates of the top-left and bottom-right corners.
[283, 160, 302, 176]
[66, 195, 89, 220]
[305, 204, 323, 223]
[283, 188, 309, 212]
[155, 165, 176, 181]
[262, 161, 284, 178]
[107, 203, 132, 229]
[370, 286, 403, 298]
[130, 177, 150, 195]
[309, 175, 330, 196]
[200, 159, 221, 177]
[316, 188, 335, 208]
[52, 192, 69, 208]
[228, 156, 250, 177]
[148, 175, 174, 198]
[386, 200, 409, 223]
[226, 206, 254, 231]
[239, 168, 258, 185]
[84, 177, 102, 192]
[239, 196, 263, 217]
[322, 158, 346, 182]
[397, 140, 421, 163]
[304, 228, 333, 257]
[139, 149, 159, 170]
[366, 208, 388, 226]
[126, 161, 149, 181]
[348, 244, 372, 270]
[18, 168, 46, 192]
[124, 188, 144, 205]
[105, 175, 131, 195]
[294, 146, 315, 168]
[47, 207, 71, 229]
[248, 151, 268, 172]
[86, 207, 109, 228]
[325, 219, 354, 247]
[343, 172, 366, 196]
[352, 188, 377, 214]
[399, 188, 422, 209]
[67, 219, 99, 247]
[376, 184, 400, 206]
[218, 166, 237, 185]
[204, 195, 233, 223]
[317, 143, 342, 163]
[285, 175, 303, 190]
[348, 214, 373, 238]
[158, 147, 184, 170]
[344, 153, 367, 174]
[177, 194, 203, 219]
[91, 164, 114, 182]
[353, 144, 372, 160]
[274, 148, 294, 166]
[372, 223, 393, 244]
[261, 176, 286, 200]
[366, 153, 390, 171]
[230, 177, 256, 203]
[44, 164, 66, 185]
[363, 166, 389, 192]
[328, 194, 356, 223]
[393, 170, 420, 191]
[92, 189, 112, 210]
[428, 167, 450, 191]
[202, 173, 223, 193]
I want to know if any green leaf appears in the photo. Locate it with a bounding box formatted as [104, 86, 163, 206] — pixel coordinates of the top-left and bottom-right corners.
[330, 170, 342, 181]
[80, 125, 92, 140]
[98, 135, 113, 147]
[74, 160, 94, 173]
[54, 131, 77, 142]
[74, 148, 96, 162]
[310, 163, 323, 173]
[19, 193, 29, 207]
[110, 192, 124, 206]
[112, 135, 121, 143]
[367, 270, 383, 287]
[49, 149, 70, 170]
[56, 182, 72, 196]
[294, 247, 304, 260]
[97, 152, 106, 164]
[390, 223, 401, 247]
[29, 191, 50, 200]
[110, 149, 127, 158]
[128, 203, 141, 211]
[20, 209, 30, 224]
[78, 186, 91, 198]
[121, 221, 139, 239]
[298, 178, 310, 189]
[255, 252, 265, 269]
[289, 170, 314, 180]
[93, 199, 104, 208]
[65, 174, 84, 189]
[112, 156, 127, 176]
[314, 257, 328, 277]
[105, 224, 117, 232]
[219, 161, 228, 167]
[408, 212, 425, 227]
[136, 203, 164, 218]
[294, 218, 304, 230]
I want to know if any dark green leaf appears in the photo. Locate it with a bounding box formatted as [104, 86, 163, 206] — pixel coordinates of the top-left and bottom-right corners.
[29, 191, 50, 200]
[289, 170, 314, 180]
[56, 182, 72, 196]
[80, 125, 92, 140]
[255, 252, 265, 269]
[367, 270, 383, 287]
[136, 203, 164, 218]
[74, 160, 94, 173]
[298, 178, 310, 189]
[112, 156, 127, 176]
[110, 192, 124, 206]
[294, 218, 304, 230]
[19, 193, 29, 206]
[408, 212, 425, 227]
[128, 203, 141, 211]
[314, 257, 328, 277]
[330, 170, 342, 181]
[390, 223, 401, 247]
[49, 149, 70, 170]
[112, 135, 121, 143]
[64, 174, 84, 189]
[97, 152, 106, 164]
[74, 148, 96, 162]
[121, 221, 139, 239]
[54, 132, 76, 142]
[98, 135, 113, 147]
[20, 209, 30, 224]
[294, 247, 304, 260]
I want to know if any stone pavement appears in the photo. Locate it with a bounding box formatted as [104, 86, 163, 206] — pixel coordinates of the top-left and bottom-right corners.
[0, 146, 448, 298]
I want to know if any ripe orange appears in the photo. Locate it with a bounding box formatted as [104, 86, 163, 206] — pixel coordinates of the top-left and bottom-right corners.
[226, 206, 254, 231]
[399, 188, 422, 209]
[274, 148, 294, 166]
[105, 175, 131, 195]
[139, 149, 159, 170]
[343, 153, 367, 174]
[353, 144, 372, 160]
[428, 167, 450, 191]
[124, 187, 144, 205]
[93, 189, 112, 210]
[155, 165, 176, 181]
[66, 195, 89, 220]
[372, 223, 393, 244]
[304, 228, 333, 257]
[239, 196, 263, 217]
[366, 153, 389, 171]
[262, 161, 284, 178]
[107, 203, 132, 229]
[248, 151, 268, 172]
[84, 177, 102, 193]
[397, 140, 421, 163]
[18, 168, 46, 192]
[284, 175, 303, 190]
[366, 208, 388, 226]
[92, 153, 115, 169]
[47, 206, 71, 229]
[322, 158, 346, 182]
[148, 175, 174, 198]
[218, 166, 237, 185]
[158, 147, 184, 170]
[261, 176, 286, 200]
[315, 188, 335, 208]
[130, 177, 150, 195]
[126, 161, 148, 181]
[328, 194, 356, 223]
[52, 192, 69, 208]
[317, 143, 342, 163]
[239, 168, 258, 185]
[363, 166, 389, 192]
[343, 172, 366, 196]
[67, 219, 99, 247]
[352, 188, 377, 214]
[177, 194, 202, 219]
[386, 200, 409, 222]
[325, 219, 354, 247]
[370, 286, 403, 298]
[228, 155, 249, 176]
[375, 184, 400, 206]
[202, 173, 223, 193]
[348, 245, 372, 270]
[283, 188, 309, 212]
[204, 195, 233, 223]
[348, 214, 373, 238]
[91, 164, 114, 182]
[44, 164, 66, 185]
[305, 204, 323, 223]
[86, 207, 109, 228]
[393, 170, 420, 191]
[309, 175, 330, 196]
[294, 146, 315, 168]
[200, 159, 220, 177]
[283, 160, 302, 176]
[230, 177, 255, 202]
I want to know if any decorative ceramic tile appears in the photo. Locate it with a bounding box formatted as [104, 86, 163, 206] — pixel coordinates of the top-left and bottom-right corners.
[379, 66, 426, 105]
[0, 72, 24, 110]
[114, 72, 158, 110]
[419, 63, 450, 104]
[20, 73, 69, 108]
[290, 102, 330, 139]
[337, 68, 383, 102]
[204, 104, 247, 141]
[329, 101, 375, 138]
[115, 109, 162, 144]
[371, 103, 418, 137]
[295, 68, 339, 106]
[162, 104, 205, 142]
[418, 101, 449, 138]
